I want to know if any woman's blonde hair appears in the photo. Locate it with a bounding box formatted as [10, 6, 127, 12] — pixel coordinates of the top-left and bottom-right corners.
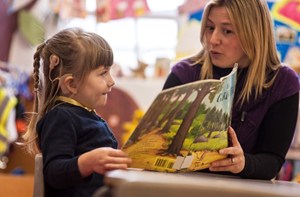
[190, 0, 280, 104]
[23, 28, 114, 154]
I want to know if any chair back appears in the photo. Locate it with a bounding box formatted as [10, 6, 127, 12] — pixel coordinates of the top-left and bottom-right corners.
[33, 153, 44, 197]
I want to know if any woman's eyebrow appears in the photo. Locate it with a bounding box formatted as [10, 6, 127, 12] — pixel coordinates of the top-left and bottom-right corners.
[207, 18, 232, 27]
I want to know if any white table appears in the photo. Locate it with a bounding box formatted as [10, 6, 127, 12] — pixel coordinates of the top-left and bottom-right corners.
[96, 169, 300, 197]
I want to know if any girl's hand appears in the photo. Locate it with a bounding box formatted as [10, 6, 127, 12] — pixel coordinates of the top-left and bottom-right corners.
[78, 147, 132, 177]
[209, 126, 245, 174]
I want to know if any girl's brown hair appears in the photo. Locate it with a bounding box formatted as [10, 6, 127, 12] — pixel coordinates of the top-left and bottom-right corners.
[23, 28, 114, 154]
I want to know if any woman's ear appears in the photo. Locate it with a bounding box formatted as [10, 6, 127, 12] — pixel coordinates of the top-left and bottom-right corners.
[60, 75, 78, 95]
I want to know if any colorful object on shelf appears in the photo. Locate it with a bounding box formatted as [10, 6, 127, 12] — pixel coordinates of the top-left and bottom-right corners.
[95, 0, 110, 22]
[0, 89, 17, 156]
[129, 60, 148, 79]
[178, 0, 208, 16]
[50, 0, 87, 19]
[18, 10, 45, 46]
[176, 20, 202, 59]
[176, 1, 207, 58]
[269, 0, 300, 73]
[272, 0, 300, 31]
[96, 0, 149, 22]
[154, 57, 171, 78]
[5, 0, 33, 13]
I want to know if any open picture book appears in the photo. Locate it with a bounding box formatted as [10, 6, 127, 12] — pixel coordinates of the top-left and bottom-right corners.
[122, 64, 238, 172]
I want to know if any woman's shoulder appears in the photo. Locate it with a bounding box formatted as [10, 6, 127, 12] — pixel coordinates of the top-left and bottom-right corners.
[171, 58, 201, 83]
[279, 64, 299, 76]
[171, 58, 199, 71]
[277, 65, 299, 86]
[272, 64, 300, 99]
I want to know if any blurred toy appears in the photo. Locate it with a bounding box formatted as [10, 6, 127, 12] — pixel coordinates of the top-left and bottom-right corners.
[130, 60, 148, 79]
[154, 57, 170, 78]
[293, 173, 300, 183]
[284, 47, 300, 75]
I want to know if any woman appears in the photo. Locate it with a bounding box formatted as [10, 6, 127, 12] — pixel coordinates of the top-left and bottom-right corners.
[163, 0, 300, 180]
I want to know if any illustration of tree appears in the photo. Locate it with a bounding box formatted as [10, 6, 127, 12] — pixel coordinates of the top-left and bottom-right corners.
[151, 89, 180, 130]
[157, 88, 189, 130]
[203, 107, 229, 138]
[160, 89, 193, 134]
[166, 83, 220, 155]
[127, 93, 166, 142]
[145, 92, 173, 129]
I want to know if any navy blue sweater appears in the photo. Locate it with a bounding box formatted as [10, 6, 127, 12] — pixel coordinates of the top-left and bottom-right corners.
[37, 103, 118, 197]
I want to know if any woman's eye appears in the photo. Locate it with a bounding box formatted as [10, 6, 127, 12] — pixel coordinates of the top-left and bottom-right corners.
[223, 29, 233, 35]
[206, 25, 214, 31]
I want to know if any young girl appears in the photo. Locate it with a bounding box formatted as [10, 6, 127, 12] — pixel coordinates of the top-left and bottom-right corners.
[23, 28, 131, 196]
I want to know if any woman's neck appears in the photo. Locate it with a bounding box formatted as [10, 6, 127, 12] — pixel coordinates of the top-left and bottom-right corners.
[212, 65, 233, 79]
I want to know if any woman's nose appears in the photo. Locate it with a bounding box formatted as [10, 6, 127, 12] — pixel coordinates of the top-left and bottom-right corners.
[210, 30, 221, 45]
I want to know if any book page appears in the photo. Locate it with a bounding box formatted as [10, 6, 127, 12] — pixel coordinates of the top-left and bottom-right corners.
[123, 64, 238, 172]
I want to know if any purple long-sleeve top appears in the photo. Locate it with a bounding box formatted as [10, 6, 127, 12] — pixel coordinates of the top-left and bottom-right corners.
[163, 59, 300, 179]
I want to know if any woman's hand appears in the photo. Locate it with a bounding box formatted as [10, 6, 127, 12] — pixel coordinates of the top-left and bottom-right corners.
[78, 147, 132, 177]
[209, 126, 245, 174]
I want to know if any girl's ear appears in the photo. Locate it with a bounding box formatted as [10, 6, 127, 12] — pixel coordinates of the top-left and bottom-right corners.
[60, 75, 78, 95]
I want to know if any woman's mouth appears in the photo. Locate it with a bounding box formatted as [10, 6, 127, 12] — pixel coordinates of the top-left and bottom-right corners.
[210, 50, 221, 55]
[210, 51, 222, 59]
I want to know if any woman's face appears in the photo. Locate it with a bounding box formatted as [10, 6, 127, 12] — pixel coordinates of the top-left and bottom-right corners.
[204, 6, 249, 68]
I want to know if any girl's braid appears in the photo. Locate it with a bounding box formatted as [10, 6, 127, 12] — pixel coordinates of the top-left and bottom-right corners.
[32, 42, 46, 113]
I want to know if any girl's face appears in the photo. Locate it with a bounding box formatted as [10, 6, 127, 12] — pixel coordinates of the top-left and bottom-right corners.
[205, 6, 249, 68]
[74, 66, 115, 110]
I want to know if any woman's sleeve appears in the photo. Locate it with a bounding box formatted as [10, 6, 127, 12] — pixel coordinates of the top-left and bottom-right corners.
[239, 92, 299, 179]
[162, 72, 183, 90]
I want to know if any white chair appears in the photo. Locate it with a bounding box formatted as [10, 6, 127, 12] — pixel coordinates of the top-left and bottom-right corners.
[33, 153, 44, 197]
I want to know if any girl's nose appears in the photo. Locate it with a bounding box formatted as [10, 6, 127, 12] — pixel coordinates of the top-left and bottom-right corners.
[107, 75, 115, 87]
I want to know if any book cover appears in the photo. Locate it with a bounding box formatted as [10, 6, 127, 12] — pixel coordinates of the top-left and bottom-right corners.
[122, 64, 238, 172]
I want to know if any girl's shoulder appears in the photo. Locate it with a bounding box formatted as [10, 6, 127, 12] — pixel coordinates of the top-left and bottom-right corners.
[40, 103, 88, 123]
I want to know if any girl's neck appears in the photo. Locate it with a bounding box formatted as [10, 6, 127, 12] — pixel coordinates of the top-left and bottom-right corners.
[56, 96, 95, 112]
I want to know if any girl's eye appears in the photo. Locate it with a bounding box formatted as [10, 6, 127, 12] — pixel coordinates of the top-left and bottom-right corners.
[100, 71, 108, 76]
[100, 68, 112, 77]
